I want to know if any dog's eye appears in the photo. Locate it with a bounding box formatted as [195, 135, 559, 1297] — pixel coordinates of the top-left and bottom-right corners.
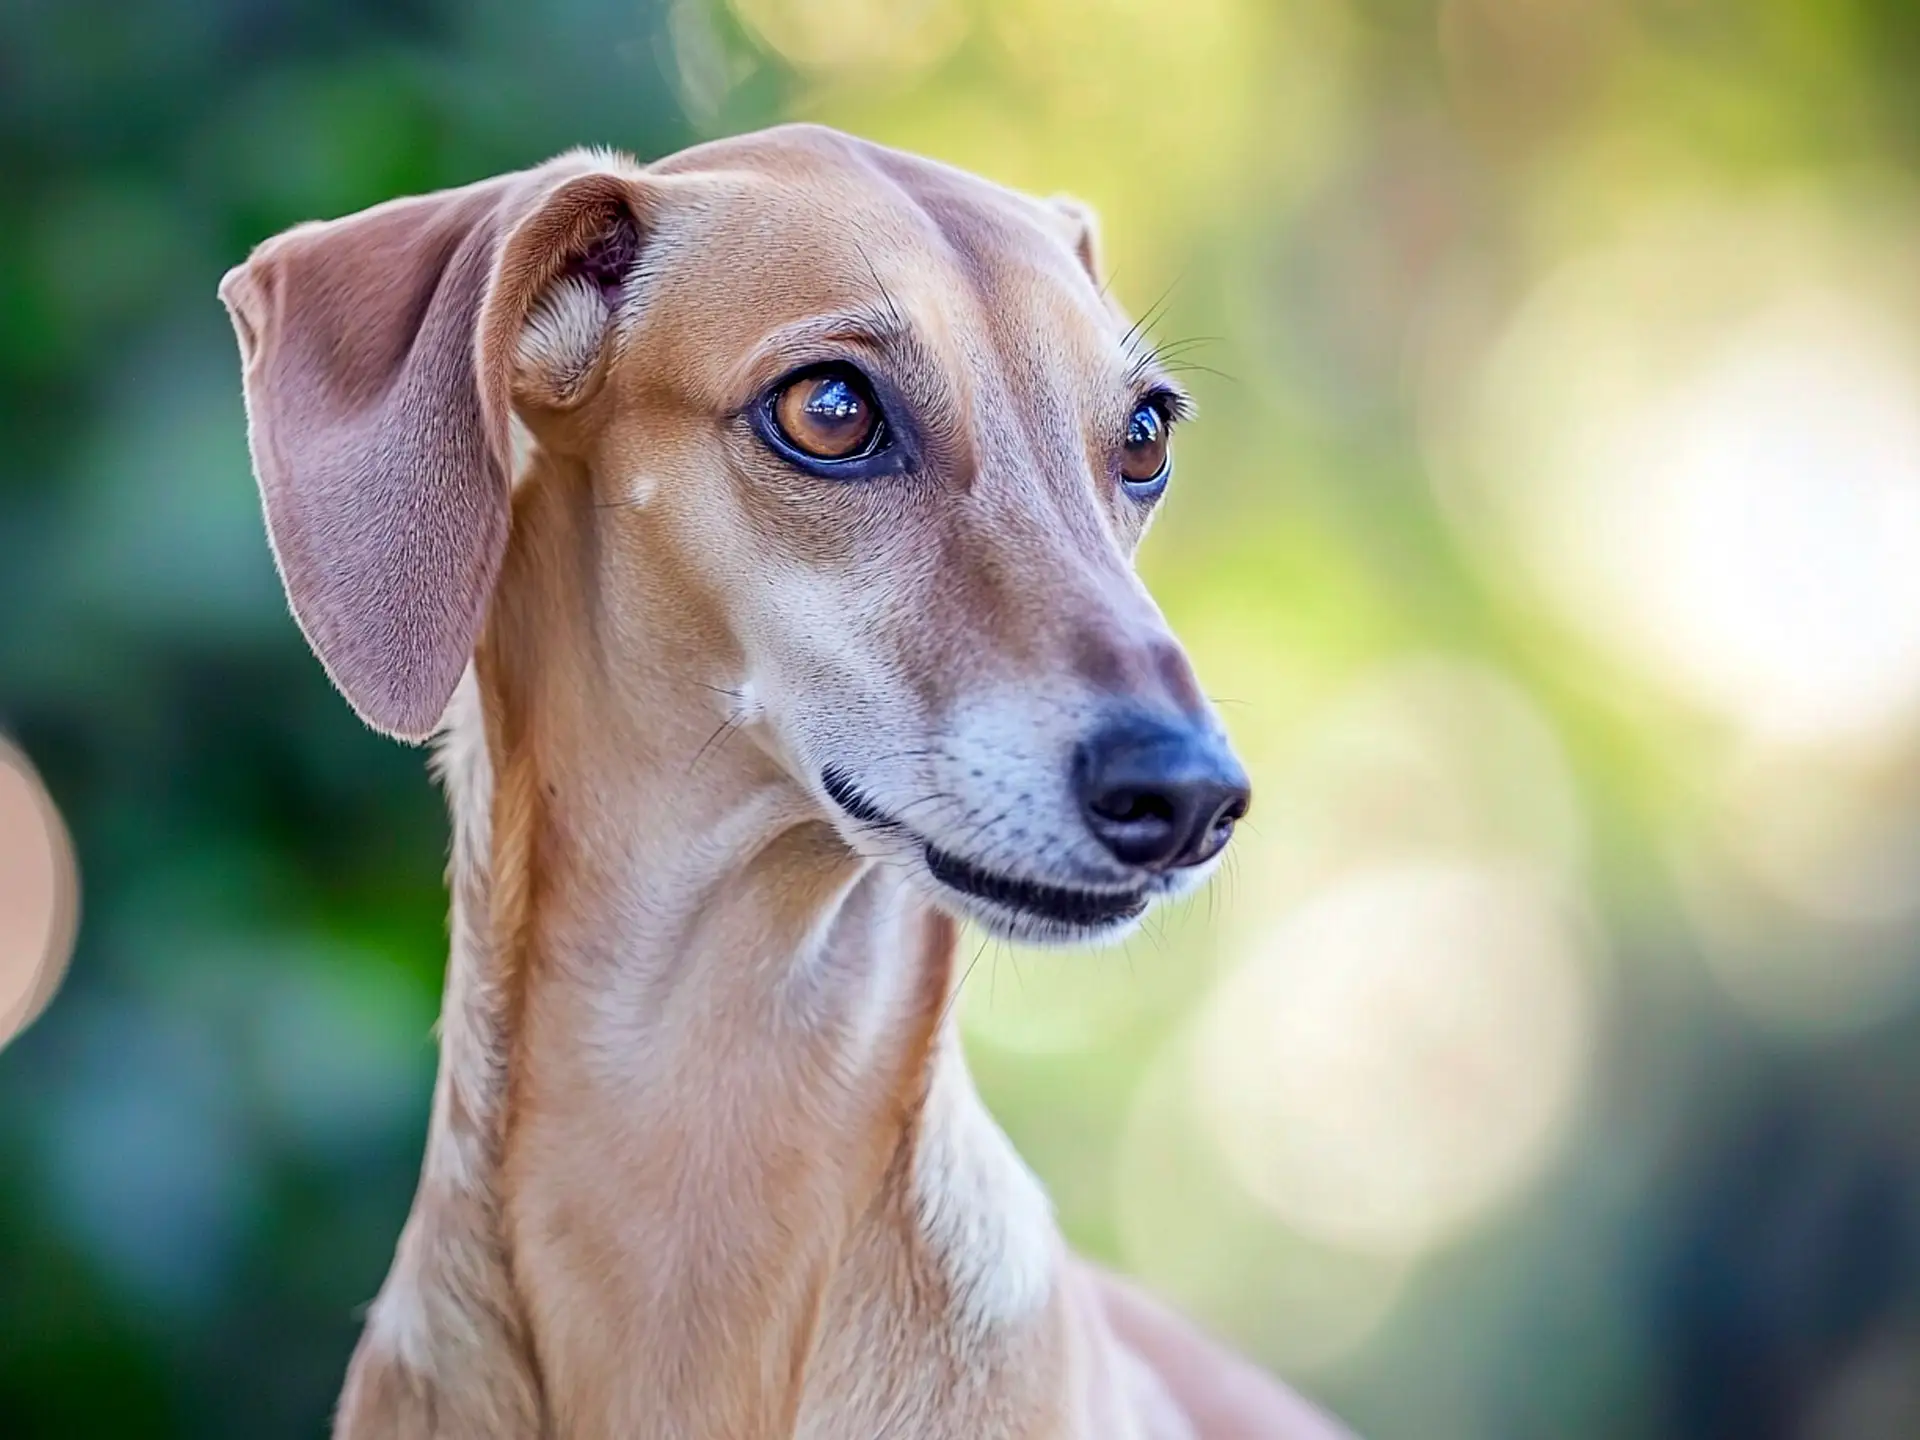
[771, 367, 882, 462]
[1120, 399, 1172, 493]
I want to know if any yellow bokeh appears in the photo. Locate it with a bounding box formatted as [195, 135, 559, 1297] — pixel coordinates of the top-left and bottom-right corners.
[727, 0, 970, 78]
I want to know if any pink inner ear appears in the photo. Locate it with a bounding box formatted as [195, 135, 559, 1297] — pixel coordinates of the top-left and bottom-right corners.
[221, 163, 648, 741]
[571, 216, 639, 306]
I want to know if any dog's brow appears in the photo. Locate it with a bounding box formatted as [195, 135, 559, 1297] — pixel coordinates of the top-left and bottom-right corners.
[732, 307, 918, 390]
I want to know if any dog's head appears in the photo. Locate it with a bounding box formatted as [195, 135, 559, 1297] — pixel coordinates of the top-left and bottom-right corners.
[220, 125, 1247, 945]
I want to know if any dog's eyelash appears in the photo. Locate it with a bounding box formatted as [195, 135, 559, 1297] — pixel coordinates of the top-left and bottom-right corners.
[1141, 386, 1193, 425]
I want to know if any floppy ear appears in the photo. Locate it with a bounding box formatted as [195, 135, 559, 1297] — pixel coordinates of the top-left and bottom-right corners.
[1047, 194, 1104, 285]
[219, 160, 644, 741]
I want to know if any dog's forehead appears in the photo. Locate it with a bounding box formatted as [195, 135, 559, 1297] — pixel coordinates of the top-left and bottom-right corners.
[642, 125, 1113, 346]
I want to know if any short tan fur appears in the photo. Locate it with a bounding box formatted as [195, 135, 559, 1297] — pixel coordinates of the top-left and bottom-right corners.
[220, 124, 1352, 1440]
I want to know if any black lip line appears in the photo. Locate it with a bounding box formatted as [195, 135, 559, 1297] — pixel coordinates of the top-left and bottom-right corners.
[821, 764, 894, 826]
[820, 765, 1146, 929]
[922, 843, 1149, 928]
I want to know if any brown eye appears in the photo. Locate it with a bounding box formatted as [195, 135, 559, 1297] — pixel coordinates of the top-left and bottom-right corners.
[771, 368, 881, 461]
[1120, 400, 1171, 489]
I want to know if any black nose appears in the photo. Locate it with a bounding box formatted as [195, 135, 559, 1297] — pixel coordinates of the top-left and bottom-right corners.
[1074, 718, 1251, 872]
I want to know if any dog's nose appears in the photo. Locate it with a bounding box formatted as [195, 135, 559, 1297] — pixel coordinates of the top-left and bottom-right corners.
[1074, 718, 1251, 872]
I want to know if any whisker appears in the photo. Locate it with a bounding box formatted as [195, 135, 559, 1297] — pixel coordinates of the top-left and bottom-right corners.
[856, 745, 950, 770]
[893, 792, 967, 823]
[689, 713, 745, 771]
[1158, 362, 1239, 384]
[1150, 334, 1222, 355]
[1125, 334, 1221, 384]
[1139, 911, 1167, 959]
[954, 807, 1014, 856]
[936, 933, 994, 1032]
[1117, 277, 1183, 363]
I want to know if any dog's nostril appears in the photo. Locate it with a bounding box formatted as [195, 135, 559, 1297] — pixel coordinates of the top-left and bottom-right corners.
[1090, 788, 1176, 829]
[1075, 718, 1251, 873]
[1196, 794, 1248, 858]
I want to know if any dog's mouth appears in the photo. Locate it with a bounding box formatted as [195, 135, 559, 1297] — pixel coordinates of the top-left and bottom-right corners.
[921, 842, 1149, 929]
[821, 766, 1149, 936]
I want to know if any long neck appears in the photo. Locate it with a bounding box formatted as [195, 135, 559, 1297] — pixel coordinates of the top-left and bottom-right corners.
[348, 460, 1069, 1439]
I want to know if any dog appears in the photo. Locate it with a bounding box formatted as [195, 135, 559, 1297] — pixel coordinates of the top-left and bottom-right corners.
[220, 123, 1352, 1439]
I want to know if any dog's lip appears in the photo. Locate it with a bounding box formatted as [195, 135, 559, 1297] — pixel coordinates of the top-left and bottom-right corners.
[921, 841, 1149, 928]
[820, 764, 1148, 929]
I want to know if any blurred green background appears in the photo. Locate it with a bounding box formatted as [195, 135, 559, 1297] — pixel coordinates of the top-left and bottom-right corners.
[8, 1, 1920, 1435]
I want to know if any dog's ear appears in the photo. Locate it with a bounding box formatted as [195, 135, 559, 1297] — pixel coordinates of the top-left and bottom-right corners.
[219, 162, 645, 741]
[1046, 194, 1104, 285]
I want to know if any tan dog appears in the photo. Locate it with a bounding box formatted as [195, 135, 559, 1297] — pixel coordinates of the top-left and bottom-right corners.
[220, 124, 1351, 1440]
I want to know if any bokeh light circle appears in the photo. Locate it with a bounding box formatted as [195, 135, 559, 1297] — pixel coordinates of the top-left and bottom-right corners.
[1437, 198, 1920, 748]
[1240, 655, 1587, 914]
[1116, 1030, 1410, 1373]
[0, 738, 79, 1048]
[1674, 744, 1920, 1038]
[1194, 861, 1597, 1257]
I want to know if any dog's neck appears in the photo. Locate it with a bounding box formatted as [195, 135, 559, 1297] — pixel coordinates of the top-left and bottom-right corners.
[343, 456, 1080, 1439]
